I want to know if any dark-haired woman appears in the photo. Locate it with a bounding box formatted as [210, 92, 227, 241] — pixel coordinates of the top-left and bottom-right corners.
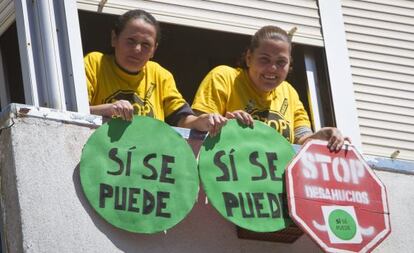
[85, 9, 225, 134]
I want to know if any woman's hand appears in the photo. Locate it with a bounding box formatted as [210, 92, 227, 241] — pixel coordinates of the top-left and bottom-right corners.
[298, 127, 351, 152]
[225, 110, 254, 126]
[204, 113, 228, 136]
[179, 113, 228, 137]
[90, 100, 134, 121]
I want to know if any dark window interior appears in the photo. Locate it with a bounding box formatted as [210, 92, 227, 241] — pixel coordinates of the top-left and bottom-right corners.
[80, 11, 302, 101]
[313, 46, 336, 127]
[0, 22, 25, 110]
[290, 45, 335, 127]
[78, 10, 335, 128]
[78, 10, 250, 104]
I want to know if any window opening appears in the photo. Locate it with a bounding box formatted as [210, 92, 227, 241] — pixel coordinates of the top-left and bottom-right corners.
[0, 22, 24, 110]
[78, 10, 335, 129]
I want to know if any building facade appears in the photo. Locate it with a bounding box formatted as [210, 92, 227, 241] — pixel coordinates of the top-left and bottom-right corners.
[1, 0, 412, 161]
[0, 0, 414, 252]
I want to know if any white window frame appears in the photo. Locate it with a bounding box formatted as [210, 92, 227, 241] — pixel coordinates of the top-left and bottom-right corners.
[13, 0, 89, 113]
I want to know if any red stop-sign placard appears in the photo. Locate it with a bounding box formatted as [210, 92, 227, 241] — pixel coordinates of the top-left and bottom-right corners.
[286, 140, 391, 253]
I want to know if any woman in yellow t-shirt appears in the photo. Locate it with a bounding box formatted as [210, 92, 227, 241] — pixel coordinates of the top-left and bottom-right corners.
[192, 25, 350, 151]
[85, 9, 225, 135]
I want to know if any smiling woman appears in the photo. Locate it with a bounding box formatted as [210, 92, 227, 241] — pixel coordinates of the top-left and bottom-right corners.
[84, 9, 226, 134]
[192, 25, 350, 151]
[245, 39, 290, 93]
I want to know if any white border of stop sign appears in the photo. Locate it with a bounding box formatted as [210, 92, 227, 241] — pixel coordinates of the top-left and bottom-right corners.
[286, 139, 391, 253]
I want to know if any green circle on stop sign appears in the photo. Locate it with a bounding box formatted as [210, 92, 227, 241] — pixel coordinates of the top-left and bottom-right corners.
[328, 209, 357, 240]
[198, 120, 295, 232]
[80, 116, 199, 233]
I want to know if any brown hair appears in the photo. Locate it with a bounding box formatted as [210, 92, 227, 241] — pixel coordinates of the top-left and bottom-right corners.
[112, 9, 161, 44]
[238, 25, 292, 69]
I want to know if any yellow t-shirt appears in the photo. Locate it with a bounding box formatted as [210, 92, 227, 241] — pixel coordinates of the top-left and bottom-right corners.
[192, 65, 311, 143]
[85, 51, 187, 122]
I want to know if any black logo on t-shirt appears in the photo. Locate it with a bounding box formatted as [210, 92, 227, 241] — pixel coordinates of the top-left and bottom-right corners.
[105, 90, 154, 117]
[247, 108, 292, 142]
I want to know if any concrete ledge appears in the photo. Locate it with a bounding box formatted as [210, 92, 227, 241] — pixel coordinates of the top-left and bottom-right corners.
[0, 103, 102, 129]
[1, 103, 413, 175]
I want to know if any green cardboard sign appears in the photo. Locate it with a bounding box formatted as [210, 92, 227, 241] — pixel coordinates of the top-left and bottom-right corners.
[80, 116, 199, 233]
[198, 120, 295, 232]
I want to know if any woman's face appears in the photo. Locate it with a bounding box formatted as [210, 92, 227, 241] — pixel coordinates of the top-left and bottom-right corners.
[111, 18, 157, 73]
[246, 39, 290, 92]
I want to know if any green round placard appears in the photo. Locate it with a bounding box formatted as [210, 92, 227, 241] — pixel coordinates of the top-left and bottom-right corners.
[80, 116, 199, 233]
[199, 119, 295, 232]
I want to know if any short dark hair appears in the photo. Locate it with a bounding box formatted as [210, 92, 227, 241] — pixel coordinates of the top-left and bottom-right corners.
[112, 9, 161, 44]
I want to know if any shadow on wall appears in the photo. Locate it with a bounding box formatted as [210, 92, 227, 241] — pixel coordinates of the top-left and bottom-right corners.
[72, 163, 239, 253]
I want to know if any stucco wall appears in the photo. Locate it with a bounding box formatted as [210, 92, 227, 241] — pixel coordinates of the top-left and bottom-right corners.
[369, 170, 414, 253]
[0, 113, 413, 253]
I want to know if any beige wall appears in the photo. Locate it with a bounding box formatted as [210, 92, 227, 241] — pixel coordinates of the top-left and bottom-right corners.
[341, 0, 414, 161]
